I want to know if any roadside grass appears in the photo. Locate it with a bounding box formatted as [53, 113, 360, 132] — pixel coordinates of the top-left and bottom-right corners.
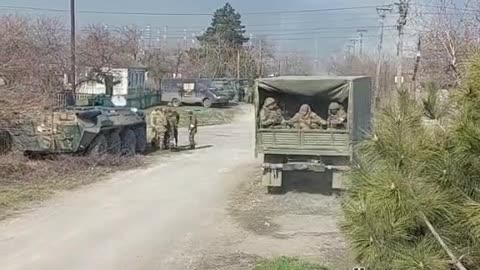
[0, 153, 143, 220]
[255, 257, 330, 270]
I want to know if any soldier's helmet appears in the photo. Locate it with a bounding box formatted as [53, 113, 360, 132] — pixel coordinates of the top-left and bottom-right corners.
[329, 102, 341, 111]
[264, 97, 276, 107]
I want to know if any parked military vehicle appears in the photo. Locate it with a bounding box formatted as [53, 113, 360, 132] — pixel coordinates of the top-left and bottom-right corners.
[10, 95, 147, 156]
[211, 79, 237, 101]
[254, 76, 372, 193]
[161, 78, 230, 108]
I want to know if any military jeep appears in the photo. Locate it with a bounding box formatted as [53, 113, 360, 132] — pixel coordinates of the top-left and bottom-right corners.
[254, 76, 373, 193]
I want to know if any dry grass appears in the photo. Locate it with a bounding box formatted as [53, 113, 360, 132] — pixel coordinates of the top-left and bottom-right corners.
[0, 153, 143, 220]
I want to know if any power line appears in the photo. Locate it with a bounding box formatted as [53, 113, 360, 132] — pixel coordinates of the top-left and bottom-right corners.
[242, 5, 392, 15]
[0, 3, 395, 16]
[395, 0, 410, 90]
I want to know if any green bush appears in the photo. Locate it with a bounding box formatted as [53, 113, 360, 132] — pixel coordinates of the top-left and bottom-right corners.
[255, 257, 329, 270]
[342, 56, 480, 269]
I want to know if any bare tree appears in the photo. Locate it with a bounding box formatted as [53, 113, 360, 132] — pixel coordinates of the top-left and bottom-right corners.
[0, 15, 68, 126]
[414, 0, 480, 87]
[325, 53, 396, 101]
[76, 25, 127, 93]
[120, 25, 143, 62]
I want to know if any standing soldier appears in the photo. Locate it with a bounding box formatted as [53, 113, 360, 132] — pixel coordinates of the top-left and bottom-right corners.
[327, 102, 347, 129]
[165, 107, 180, 149]
[150, 107, 168, 150]
[188, 111, 198, 149]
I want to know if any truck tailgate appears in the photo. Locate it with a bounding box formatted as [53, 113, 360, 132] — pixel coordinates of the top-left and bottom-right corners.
[256, 129, 351, 156]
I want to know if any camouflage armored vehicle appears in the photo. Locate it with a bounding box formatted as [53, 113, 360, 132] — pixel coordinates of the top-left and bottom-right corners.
[254, 76, 372, 193]
[10, 96, 147, 156]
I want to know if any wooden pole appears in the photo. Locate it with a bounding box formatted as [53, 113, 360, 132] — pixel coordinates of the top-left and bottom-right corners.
[70, 0, 76, 96]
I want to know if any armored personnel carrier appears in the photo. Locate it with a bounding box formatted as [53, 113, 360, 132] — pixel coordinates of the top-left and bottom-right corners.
[10, 96, 147, 156]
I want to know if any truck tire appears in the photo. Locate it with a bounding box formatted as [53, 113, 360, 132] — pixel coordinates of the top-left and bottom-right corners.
[121, 129, 137, 156]
[87, 134, 108, 157]
[203, 98, 212, 108]
[171, 98, 181, 107]
[134, 126, 147, 154]
[107, 132, 121, 155]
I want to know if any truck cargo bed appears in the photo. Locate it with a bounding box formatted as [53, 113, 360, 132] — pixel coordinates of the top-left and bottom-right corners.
[256, 129, 351, 156]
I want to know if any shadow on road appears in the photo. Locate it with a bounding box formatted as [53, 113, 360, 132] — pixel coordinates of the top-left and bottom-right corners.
[143, 144, 213, 155]
[170, 145, 214, 152]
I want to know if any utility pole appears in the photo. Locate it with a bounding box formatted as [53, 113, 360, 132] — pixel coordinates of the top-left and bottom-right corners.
[314, 37, 319, 71]
[163, 26, 168, 48]
[412, 37, 421, 98]
[349, 39, 359, 57]
[257, 39, 263, 77]
[374, 5, 393, 103]
[237, 48, 241, 79]
[146, 25, 152, 49]
[395, 0, 410, 90]
[345, 44, 355, 59]
[357, 29, 368, 56]
[70, 0, 76, 96]
[183, 28, 187, 50]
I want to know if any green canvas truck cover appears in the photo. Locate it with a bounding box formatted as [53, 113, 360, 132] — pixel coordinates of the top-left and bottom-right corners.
[256, 76, 369, 102]
[256, 76, 372, 143]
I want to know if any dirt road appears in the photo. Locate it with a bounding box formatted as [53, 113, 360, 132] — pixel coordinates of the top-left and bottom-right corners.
[0, 104, 350, 270]
[0, 105, 257, 270]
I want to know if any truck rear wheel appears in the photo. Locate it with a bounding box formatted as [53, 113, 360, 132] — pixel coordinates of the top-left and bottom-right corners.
[121, 129, 136, 156]
[134, 126, 147, 154]
[87, 134, 108, 157]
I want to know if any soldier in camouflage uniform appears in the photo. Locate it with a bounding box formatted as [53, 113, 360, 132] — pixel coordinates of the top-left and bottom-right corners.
[150, 107, 169, 150]
[287, 104, 327, 129]
[188, 111, 198, 149]
[327, 102, 347, 129]
[165, 107, 180, 149]
[260, 97, 284, 128]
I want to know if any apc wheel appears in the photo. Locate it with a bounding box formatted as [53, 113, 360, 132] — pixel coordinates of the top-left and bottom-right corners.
[121, 129, 137, 156]
[134, 126, 147, 154]
[87, 134, 108, 157]
[203, 98, 212, 108]
[171, 98, 181, 107]
[107, 132, 121, 155]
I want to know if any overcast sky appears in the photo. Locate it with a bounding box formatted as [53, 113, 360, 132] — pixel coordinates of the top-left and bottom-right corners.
[0, 0, 421, 57]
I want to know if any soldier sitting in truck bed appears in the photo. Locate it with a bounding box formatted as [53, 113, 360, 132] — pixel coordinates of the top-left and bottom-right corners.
[327, 102, 347, 129]
[287, 104, 327, 130]
[260, 97, 284, 128]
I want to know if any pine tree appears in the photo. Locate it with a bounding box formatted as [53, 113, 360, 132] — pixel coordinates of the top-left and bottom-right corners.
[197, 3, 248, 47]
[342, 55, 480, 269]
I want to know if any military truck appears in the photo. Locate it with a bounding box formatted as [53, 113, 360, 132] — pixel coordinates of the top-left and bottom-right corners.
[10, 95, 147, 157]
[254, 76, 372, 193]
